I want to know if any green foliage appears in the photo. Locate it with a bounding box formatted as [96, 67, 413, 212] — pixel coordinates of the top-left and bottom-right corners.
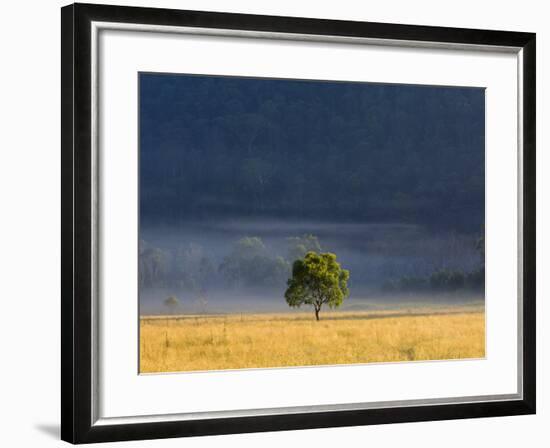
[231, 237, 266, 258]
[285, 252, 350, 321]
[286, 234, 322, 262]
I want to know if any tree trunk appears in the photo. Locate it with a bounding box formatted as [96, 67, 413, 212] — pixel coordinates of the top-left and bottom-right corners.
[314, 307, 320, 321]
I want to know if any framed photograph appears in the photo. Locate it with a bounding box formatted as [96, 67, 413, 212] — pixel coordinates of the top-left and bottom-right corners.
[61, 2, 536, 444]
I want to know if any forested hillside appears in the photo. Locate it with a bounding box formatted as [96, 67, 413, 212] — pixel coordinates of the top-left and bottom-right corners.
[140, 74, 484, 233]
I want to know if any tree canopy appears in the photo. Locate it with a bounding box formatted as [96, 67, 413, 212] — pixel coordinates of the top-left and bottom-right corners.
[285, 252, 350, 320]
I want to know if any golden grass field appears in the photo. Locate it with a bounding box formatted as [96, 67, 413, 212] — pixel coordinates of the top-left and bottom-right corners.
[140, 304, 485, 373]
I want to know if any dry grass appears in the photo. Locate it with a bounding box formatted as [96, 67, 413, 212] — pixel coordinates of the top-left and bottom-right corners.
[139, 306, 485, 373]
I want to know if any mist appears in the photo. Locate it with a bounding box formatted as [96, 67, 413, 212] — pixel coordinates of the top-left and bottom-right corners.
[138, 74, 485, 315]
[139, 220, 483, 314]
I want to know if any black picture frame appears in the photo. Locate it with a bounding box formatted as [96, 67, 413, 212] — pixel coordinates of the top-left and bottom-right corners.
[61, 2, 536, 444]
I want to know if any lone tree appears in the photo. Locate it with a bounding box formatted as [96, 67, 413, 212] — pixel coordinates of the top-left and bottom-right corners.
[164, 296, 181, 315]
[285, 252, 350, 321]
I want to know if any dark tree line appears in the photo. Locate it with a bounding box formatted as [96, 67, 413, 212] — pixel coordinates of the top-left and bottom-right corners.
[140, 75, 485, 234]
[381, 228, 485, 294]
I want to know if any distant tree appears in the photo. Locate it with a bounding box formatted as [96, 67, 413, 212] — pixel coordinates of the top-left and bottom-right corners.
[286, 234, 321, 262]
[231, 237, 266, 259]
[164, 296, 181, 314]
[219, 237, 265, 286]
[219, 237, 290, 287]
[174, 243, 215, 291]
[285, 252, 350, 321]
[139, 243, 169, 288]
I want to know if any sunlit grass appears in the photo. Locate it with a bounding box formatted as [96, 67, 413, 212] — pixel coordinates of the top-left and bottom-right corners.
[139, 306, 485, 373]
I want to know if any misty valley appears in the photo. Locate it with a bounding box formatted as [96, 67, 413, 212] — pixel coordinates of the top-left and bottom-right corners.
[139, 221, 484, 316]
[138, 73, 485, 372]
